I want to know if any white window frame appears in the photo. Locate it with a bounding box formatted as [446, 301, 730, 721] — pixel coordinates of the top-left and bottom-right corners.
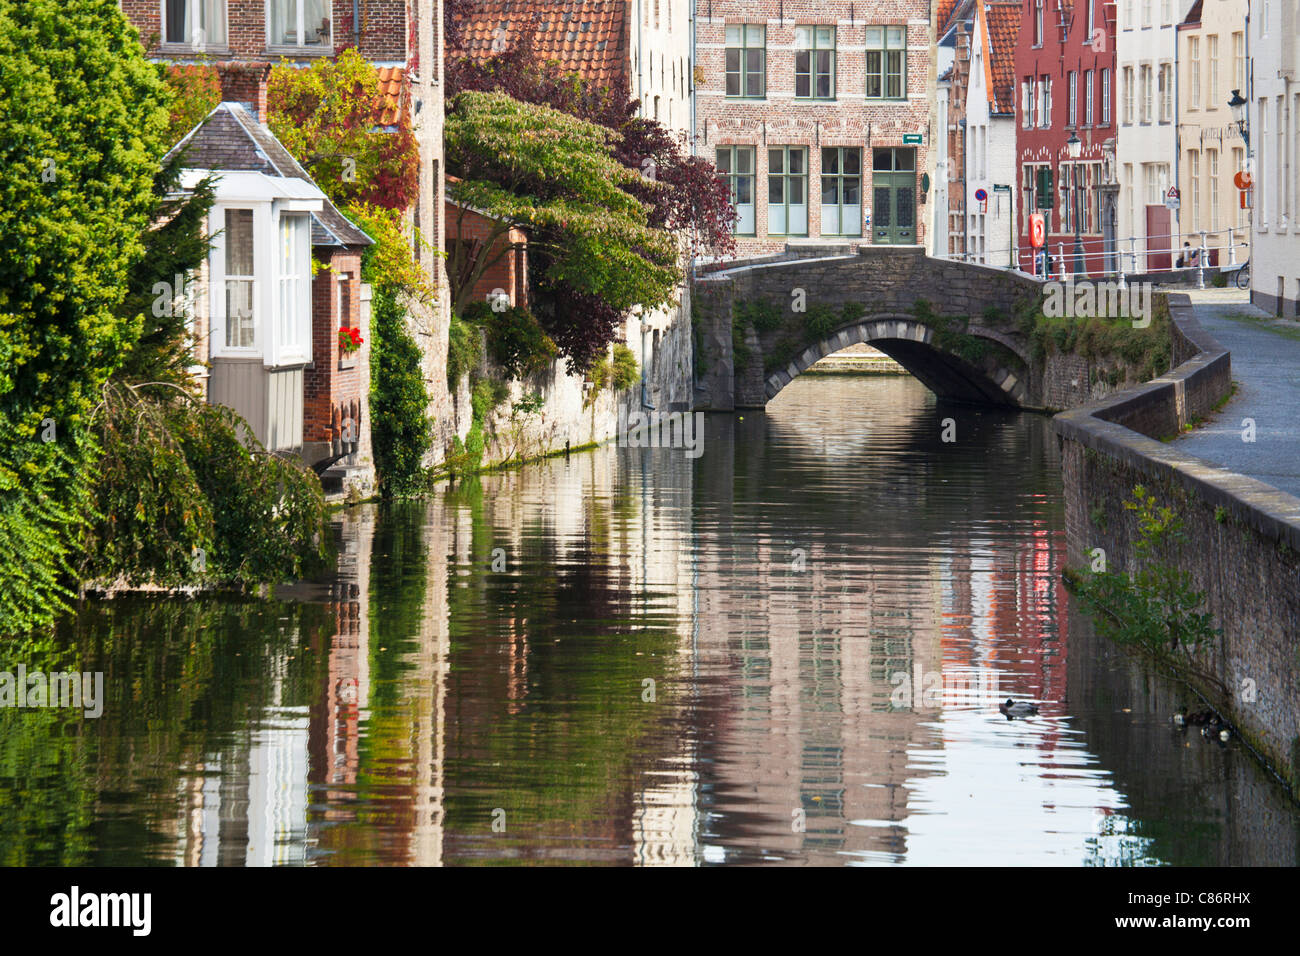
[161, 0, 228, 51]
[209, 200, 315, 366]
[266, 0, 334, 52]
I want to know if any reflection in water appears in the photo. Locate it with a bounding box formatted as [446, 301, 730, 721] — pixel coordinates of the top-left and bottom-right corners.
[1, 376, 1296, 866]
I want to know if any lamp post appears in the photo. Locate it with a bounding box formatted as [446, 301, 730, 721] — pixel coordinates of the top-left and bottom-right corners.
[1228, 89, 1249, 147]
[1067, 131, 1083, 276]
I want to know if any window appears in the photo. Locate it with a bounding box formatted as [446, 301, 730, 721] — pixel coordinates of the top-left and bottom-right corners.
[1033, 0, 1044, 45]
[865, 26, 905, 99]
[1189, 149, 1200, 229]
[1101, 69, 1111, 124]
[725, 25, 766, 97]
[768, 147, 808, 235]
[716, 146, 756, 235]
[1189, 38, 1201, 109]
[1160, 0, 1171, 24]
[1233, 32, 1245, 94]
[1140, 65, 1153, 123]
[1159, 63, 1173, 122]
[1085, 70, 1095, 124]
[269, 0, 332, 49]
[1039, 75, 1052, 128]
[1123, 67, 1134, 124]
[278, 213, 309, 361]
[1069, 71, 1078, 126]
[1023, 78, 1034, 128]
[1207, 149, 1219, 230]
[795, 26, 836, 99]
[224, 209, 255, 349]
[1086, 0, 1095, 37]
[164, 0, 227, 48]
[1141, 0, 1151, 27]
[1208, 35, 1219, 108]
[820, 147, 862, 236]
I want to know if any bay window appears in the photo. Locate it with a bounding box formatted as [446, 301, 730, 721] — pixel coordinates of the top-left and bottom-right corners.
[224, 209, 256, 349]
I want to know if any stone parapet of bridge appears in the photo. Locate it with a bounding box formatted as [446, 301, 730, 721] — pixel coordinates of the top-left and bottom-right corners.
[692, 245, 1047, 410]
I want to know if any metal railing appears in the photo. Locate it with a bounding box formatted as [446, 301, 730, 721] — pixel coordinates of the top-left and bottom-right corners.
[945, 228, 1250, 290]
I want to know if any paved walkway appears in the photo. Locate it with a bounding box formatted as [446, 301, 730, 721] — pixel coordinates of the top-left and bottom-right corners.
[1173, 289, 1300, 499]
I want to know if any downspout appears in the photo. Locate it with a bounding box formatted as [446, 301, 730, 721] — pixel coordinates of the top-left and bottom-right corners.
[354, 0, 361, 46]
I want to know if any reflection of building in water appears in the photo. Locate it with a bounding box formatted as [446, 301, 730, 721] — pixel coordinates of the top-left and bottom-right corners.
[690, 528, 946, 862]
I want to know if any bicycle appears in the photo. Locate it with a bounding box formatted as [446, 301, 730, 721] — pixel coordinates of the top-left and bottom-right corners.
[1234, 259, 1251, 290]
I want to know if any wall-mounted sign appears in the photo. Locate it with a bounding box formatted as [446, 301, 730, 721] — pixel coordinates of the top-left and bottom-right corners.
[993, 183, 1012, 192]
[903, 133, 923, 144]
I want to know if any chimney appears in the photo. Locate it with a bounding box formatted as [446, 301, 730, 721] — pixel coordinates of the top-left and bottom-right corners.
[216, 62, 271, 123]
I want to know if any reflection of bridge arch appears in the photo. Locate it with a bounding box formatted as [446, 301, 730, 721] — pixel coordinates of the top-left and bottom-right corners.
[763, 315, 1029, 406]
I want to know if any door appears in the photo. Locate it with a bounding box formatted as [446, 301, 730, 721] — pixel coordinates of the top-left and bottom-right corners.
[871, 148, 916, 244]
[1145, 205, 1172, 272]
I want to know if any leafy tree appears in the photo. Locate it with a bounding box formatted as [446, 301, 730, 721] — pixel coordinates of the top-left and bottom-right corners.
[162, 64, 221, 144]
[266, 48, 419, 212]
[0, 0, 173, 636]
[369, 288, 432, 497]
[113, 154, 216, 385]
[445, 40, 735, 257]
[445, 90, 679, 369]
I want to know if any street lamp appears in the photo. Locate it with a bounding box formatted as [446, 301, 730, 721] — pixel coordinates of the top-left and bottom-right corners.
[1067, 132, 1083, 275]
[1228, 89, 1249, 146]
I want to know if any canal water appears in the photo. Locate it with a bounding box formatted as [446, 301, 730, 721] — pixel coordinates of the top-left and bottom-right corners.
[2, 375, 1297, 866]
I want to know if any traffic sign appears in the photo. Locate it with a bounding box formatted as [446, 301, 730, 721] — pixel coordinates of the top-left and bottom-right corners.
[974, 187, 988, 202]
[1234, 170, 1253, 189]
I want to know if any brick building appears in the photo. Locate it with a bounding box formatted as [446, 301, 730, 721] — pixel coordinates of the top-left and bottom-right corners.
[1014, 0, 1118, 276]
[695, 0, 936, 256]
[122, 0, 452, 479]
[164, 98, 373, 491]
[453, 0, 696, 412]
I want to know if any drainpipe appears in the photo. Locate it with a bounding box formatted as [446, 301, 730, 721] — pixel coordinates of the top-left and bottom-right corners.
[354, 0, 360, 46]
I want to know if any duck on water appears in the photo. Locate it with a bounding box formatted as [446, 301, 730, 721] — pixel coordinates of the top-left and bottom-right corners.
[999, 699, 1039, 719]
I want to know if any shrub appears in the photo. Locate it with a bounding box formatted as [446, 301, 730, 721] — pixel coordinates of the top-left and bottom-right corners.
[370, 287, 432, 497]
[461, 301, 557, 380]
[447, 311, 482, 389]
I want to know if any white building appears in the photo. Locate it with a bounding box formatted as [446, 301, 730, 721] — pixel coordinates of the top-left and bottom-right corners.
[964, 1, 1021, 267]
[1248, 0, 1300, 316]
[1116, 0, 1199, 273]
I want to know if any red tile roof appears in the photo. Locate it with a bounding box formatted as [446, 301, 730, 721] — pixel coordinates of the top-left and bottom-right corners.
[456, 0, 630, 87]
[985, 2, 1021, 116]
[937, 0, 966, 36]
[375, 66, 405, 126]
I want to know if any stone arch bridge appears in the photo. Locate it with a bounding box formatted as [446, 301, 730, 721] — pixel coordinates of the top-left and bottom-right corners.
[692, 246, 1049, 410]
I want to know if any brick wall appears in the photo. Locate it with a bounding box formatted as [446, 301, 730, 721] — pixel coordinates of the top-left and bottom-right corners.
[446, 201, 528, 309]
[1054, 295, 1300, 789]
[121, 1, 406, 63]
[696, 1, 934, 257]
[304, 248, 366, 451]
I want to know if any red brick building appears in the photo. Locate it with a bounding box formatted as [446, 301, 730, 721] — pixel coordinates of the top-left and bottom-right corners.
[1013, 0, 1118, 276]
[446, 198, 529, 313]
[695, 1, 936, 256]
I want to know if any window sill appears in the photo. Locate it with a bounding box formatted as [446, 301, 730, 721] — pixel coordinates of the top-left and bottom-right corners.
[726, 95, 769, 101]
[265, 45, 335, 57]
[159, 42, 231, 56]
[795, 97, 838, 103]
[866, 98, 908, 104]
[339, 355, 358, 371]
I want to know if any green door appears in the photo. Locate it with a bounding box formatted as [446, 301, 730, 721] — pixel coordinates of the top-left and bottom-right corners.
[871, 148, 916, 245]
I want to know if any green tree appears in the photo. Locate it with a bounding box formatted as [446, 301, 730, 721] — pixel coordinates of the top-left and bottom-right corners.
[0, 0, 173, 636]
[444, 91, 680, 362]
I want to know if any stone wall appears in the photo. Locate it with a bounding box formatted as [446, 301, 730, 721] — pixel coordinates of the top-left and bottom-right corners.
[693, 245, 1045, 409]
[1053, 294, 1300, 789]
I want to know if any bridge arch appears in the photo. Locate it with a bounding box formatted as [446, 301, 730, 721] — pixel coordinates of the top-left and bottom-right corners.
[762, 315, 1029, 406]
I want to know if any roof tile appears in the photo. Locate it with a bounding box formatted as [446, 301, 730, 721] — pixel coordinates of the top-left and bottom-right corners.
[456, 0, 630, 87]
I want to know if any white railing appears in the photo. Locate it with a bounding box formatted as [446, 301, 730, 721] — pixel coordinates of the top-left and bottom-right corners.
[945, 227, 1249, 290]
